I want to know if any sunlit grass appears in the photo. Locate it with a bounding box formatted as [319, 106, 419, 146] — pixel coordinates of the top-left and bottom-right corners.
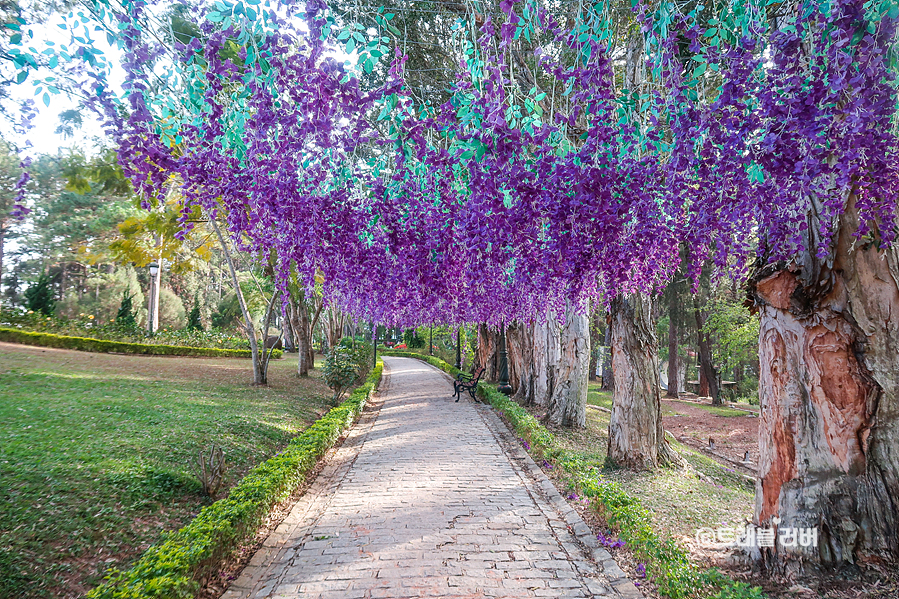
[0, 344, 331, 599]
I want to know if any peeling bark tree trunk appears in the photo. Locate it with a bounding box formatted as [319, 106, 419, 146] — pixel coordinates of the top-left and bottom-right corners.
[750, 202, 899, 572]
[546, 301, 590, 428]
[607, 294, 680, 469]
[533, 315, 558, 407]
[476, 323, 498, 382]
[508, 322, 538, 405]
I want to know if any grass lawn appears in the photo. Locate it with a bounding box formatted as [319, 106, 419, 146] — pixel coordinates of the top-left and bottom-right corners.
[547, 393, 754, 544]
[0, 342, 333, 599]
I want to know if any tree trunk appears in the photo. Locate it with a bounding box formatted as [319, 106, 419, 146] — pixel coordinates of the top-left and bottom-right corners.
[666, 288, 680, 398]
[532, 316, 557, 407]
[600, 321, 614, 391]
[288, 291, 314, 377]
[546, 301, 590, 428]
[607, 294, 680, 469]
[507, 321, 531, 402]
[749, 202, 899, 573]
[476, 323, 498, 382]
[694, 299, 721, 404]
[212, 220, 263, 385]
[0, 217, 5, 314]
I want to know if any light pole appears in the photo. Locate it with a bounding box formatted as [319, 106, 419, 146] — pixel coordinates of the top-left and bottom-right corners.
[455, 326, 462, 370]
[147, 261, 160, 335]
[498, 322, 512, 395]
[372, 322, 377, 369]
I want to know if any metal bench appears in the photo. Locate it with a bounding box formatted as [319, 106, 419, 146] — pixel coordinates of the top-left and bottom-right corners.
[453, 367, 485, 402]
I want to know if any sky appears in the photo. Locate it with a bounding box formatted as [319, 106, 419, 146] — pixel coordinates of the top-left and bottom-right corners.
[2, 13, 127, 157]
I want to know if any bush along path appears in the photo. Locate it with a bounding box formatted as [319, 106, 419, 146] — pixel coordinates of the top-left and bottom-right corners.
[222, 355, 634, 599]
[85, 361, 383, 599]
[0, 327, 282, 359]
[389, 351, 766, 599]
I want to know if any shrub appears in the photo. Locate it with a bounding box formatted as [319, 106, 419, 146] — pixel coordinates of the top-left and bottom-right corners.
[0, 328, 280, 359]
[86, 362, 383, 599]
[323, 345, 360, 402]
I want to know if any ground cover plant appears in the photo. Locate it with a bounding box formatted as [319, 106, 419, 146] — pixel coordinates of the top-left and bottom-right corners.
[0, 342, 331, 599]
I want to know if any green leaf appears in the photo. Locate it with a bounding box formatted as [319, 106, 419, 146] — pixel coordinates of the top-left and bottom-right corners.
[704, 27, 717, 37]
[10, 33, 21, 44]
[42, 92, 50, 106]
[16, 70, 27, 84]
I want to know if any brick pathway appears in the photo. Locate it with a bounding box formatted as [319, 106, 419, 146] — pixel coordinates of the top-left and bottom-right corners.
[222, 357, 640, 599]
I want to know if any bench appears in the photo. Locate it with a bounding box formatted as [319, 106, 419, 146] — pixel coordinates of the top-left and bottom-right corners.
[454, 367, 486, 402]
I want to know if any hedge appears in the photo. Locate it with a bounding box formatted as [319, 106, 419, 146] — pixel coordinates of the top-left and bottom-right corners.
[85, 360, 383, 599]
[0, 327, 282, 360]
[386, 352, 764, 599]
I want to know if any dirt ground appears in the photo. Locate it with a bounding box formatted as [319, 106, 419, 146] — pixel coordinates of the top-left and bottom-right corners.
[661, 399, 759, 471]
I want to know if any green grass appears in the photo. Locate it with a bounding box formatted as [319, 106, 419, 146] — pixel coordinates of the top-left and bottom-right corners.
[0, 344, 333, 599]
[680, 402, 753, 418]
[587, 382, 613, 410]
[548, 400, 753, 541]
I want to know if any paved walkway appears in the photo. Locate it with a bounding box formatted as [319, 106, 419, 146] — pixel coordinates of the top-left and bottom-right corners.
[222, 357, 639, 599]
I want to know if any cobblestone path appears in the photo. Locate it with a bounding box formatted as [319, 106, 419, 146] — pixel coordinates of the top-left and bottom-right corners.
[222, 357, 639, 599]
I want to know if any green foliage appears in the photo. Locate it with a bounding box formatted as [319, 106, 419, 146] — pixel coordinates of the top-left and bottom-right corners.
[703, 299, 759, 369]
[24, 272, 56, 316]
[404, 328, 425, 348]
[0, 327, 281, 359]
[116, 292, 137, 328]
[210, 293, 241, 329]
[338, 337, 373, 383]
[187, 296, 203, 331]
[323, 344, 362, 401]
[85, 362, 383, 599]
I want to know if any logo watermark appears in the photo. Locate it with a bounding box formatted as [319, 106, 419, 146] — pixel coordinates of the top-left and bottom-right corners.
[695, 519, 818, 549]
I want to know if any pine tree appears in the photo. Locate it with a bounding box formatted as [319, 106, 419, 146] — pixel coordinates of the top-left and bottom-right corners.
[187, 295, 203, 331]
[24, 273, 56, 316]
[115, 292, 137, 328]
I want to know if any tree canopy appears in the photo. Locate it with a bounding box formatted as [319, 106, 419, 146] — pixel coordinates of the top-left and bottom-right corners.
[5, 0, 898, 325]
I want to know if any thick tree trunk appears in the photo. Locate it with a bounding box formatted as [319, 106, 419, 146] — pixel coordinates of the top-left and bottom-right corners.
[749, 203, 899, 572]
[694, 299, 721, 404]
[529, 316, 556, 407]
[476, 323, 498, 382]
[546, 301, 590, 428]
[607, 294, 680, 469]
[508, 321, 537, 404]
[666, 288, 680, 398]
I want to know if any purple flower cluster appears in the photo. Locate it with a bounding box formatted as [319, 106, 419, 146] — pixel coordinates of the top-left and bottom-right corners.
[62, 0, 897, 328]
[596, 531, 626, 549]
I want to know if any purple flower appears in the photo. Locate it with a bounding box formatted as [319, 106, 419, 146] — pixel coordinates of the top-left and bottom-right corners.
[636, 563, 646, 578]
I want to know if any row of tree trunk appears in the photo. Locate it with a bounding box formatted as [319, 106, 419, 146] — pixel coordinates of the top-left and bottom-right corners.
[471, 223, 899, 572]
